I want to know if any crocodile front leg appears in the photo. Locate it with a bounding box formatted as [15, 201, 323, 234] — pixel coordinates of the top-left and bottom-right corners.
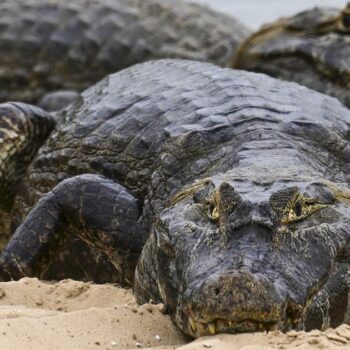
[0, 174, 148, 285]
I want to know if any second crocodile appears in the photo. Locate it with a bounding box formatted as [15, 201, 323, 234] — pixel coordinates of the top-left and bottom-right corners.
[234, 3, 350, 107]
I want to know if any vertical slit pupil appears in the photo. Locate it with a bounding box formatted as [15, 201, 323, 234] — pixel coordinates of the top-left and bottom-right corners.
[294, 201, 302, 217]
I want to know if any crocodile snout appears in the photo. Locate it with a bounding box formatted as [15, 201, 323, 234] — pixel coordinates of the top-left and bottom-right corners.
[184, 270, 286, 336]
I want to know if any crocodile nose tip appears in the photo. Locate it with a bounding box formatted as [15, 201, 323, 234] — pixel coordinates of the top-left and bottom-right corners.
[251, 214, 274, 228]
[205, 271, 263, 300]
[189, 270, 281, 321]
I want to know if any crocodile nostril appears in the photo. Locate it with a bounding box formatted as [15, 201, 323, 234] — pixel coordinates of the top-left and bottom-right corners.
[214, 287, 221, 295]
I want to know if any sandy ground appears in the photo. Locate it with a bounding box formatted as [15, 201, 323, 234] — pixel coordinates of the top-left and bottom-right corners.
[0, 278, 349, 349]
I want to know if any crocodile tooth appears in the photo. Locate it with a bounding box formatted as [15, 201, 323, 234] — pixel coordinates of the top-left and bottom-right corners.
[189, 317, 197, 332]
[208, 322, 216, 335]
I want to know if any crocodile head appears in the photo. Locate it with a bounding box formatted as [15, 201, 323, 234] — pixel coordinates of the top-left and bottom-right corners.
[234, 3, 350, 107]
[140, 168, 350, 337]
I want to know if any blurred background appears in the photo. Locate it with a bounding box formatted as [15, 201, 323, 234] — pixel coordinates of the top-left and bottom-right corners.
[190, 0, 348, 28]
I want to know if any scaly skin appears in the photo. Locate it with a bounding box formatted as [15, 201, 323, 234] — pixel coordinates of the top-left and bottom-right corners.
[233, 4, 350, 107]
[0, 0, 249, 104]
[0, 103, 54, 247]
[7, 60, 350, 336]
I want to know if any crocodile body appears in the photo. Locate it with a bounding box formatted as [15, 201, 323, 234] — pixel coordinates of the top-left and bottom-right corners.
[5, 60, 350, 336]
[0, 0, 249, 103]
[233, 4, 350, 107]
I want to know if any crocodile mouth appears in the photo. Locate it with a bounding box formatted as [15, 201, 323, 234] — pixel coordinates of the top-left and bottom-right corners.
[185, 316, 279, 337]
[182, 297, 305, 337]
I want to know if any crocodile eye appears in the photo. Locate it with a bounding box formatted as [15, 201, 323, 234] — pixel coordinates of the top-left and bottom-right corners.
[282, 197, 327, 224]
[271, 187, 328, 224]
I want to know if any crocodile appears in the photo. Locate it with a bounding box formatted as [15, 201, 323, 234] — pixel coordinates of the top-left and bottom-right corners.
[233, 3, 350, 107]
[3, 59, 350, 336]
[0, 0, 249, 104]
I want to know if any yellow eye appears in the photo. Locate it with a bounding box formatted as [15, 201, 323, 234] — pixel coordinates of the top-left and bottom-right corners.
[284, 201, 302, 222]
[281, 196, 327, 224]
